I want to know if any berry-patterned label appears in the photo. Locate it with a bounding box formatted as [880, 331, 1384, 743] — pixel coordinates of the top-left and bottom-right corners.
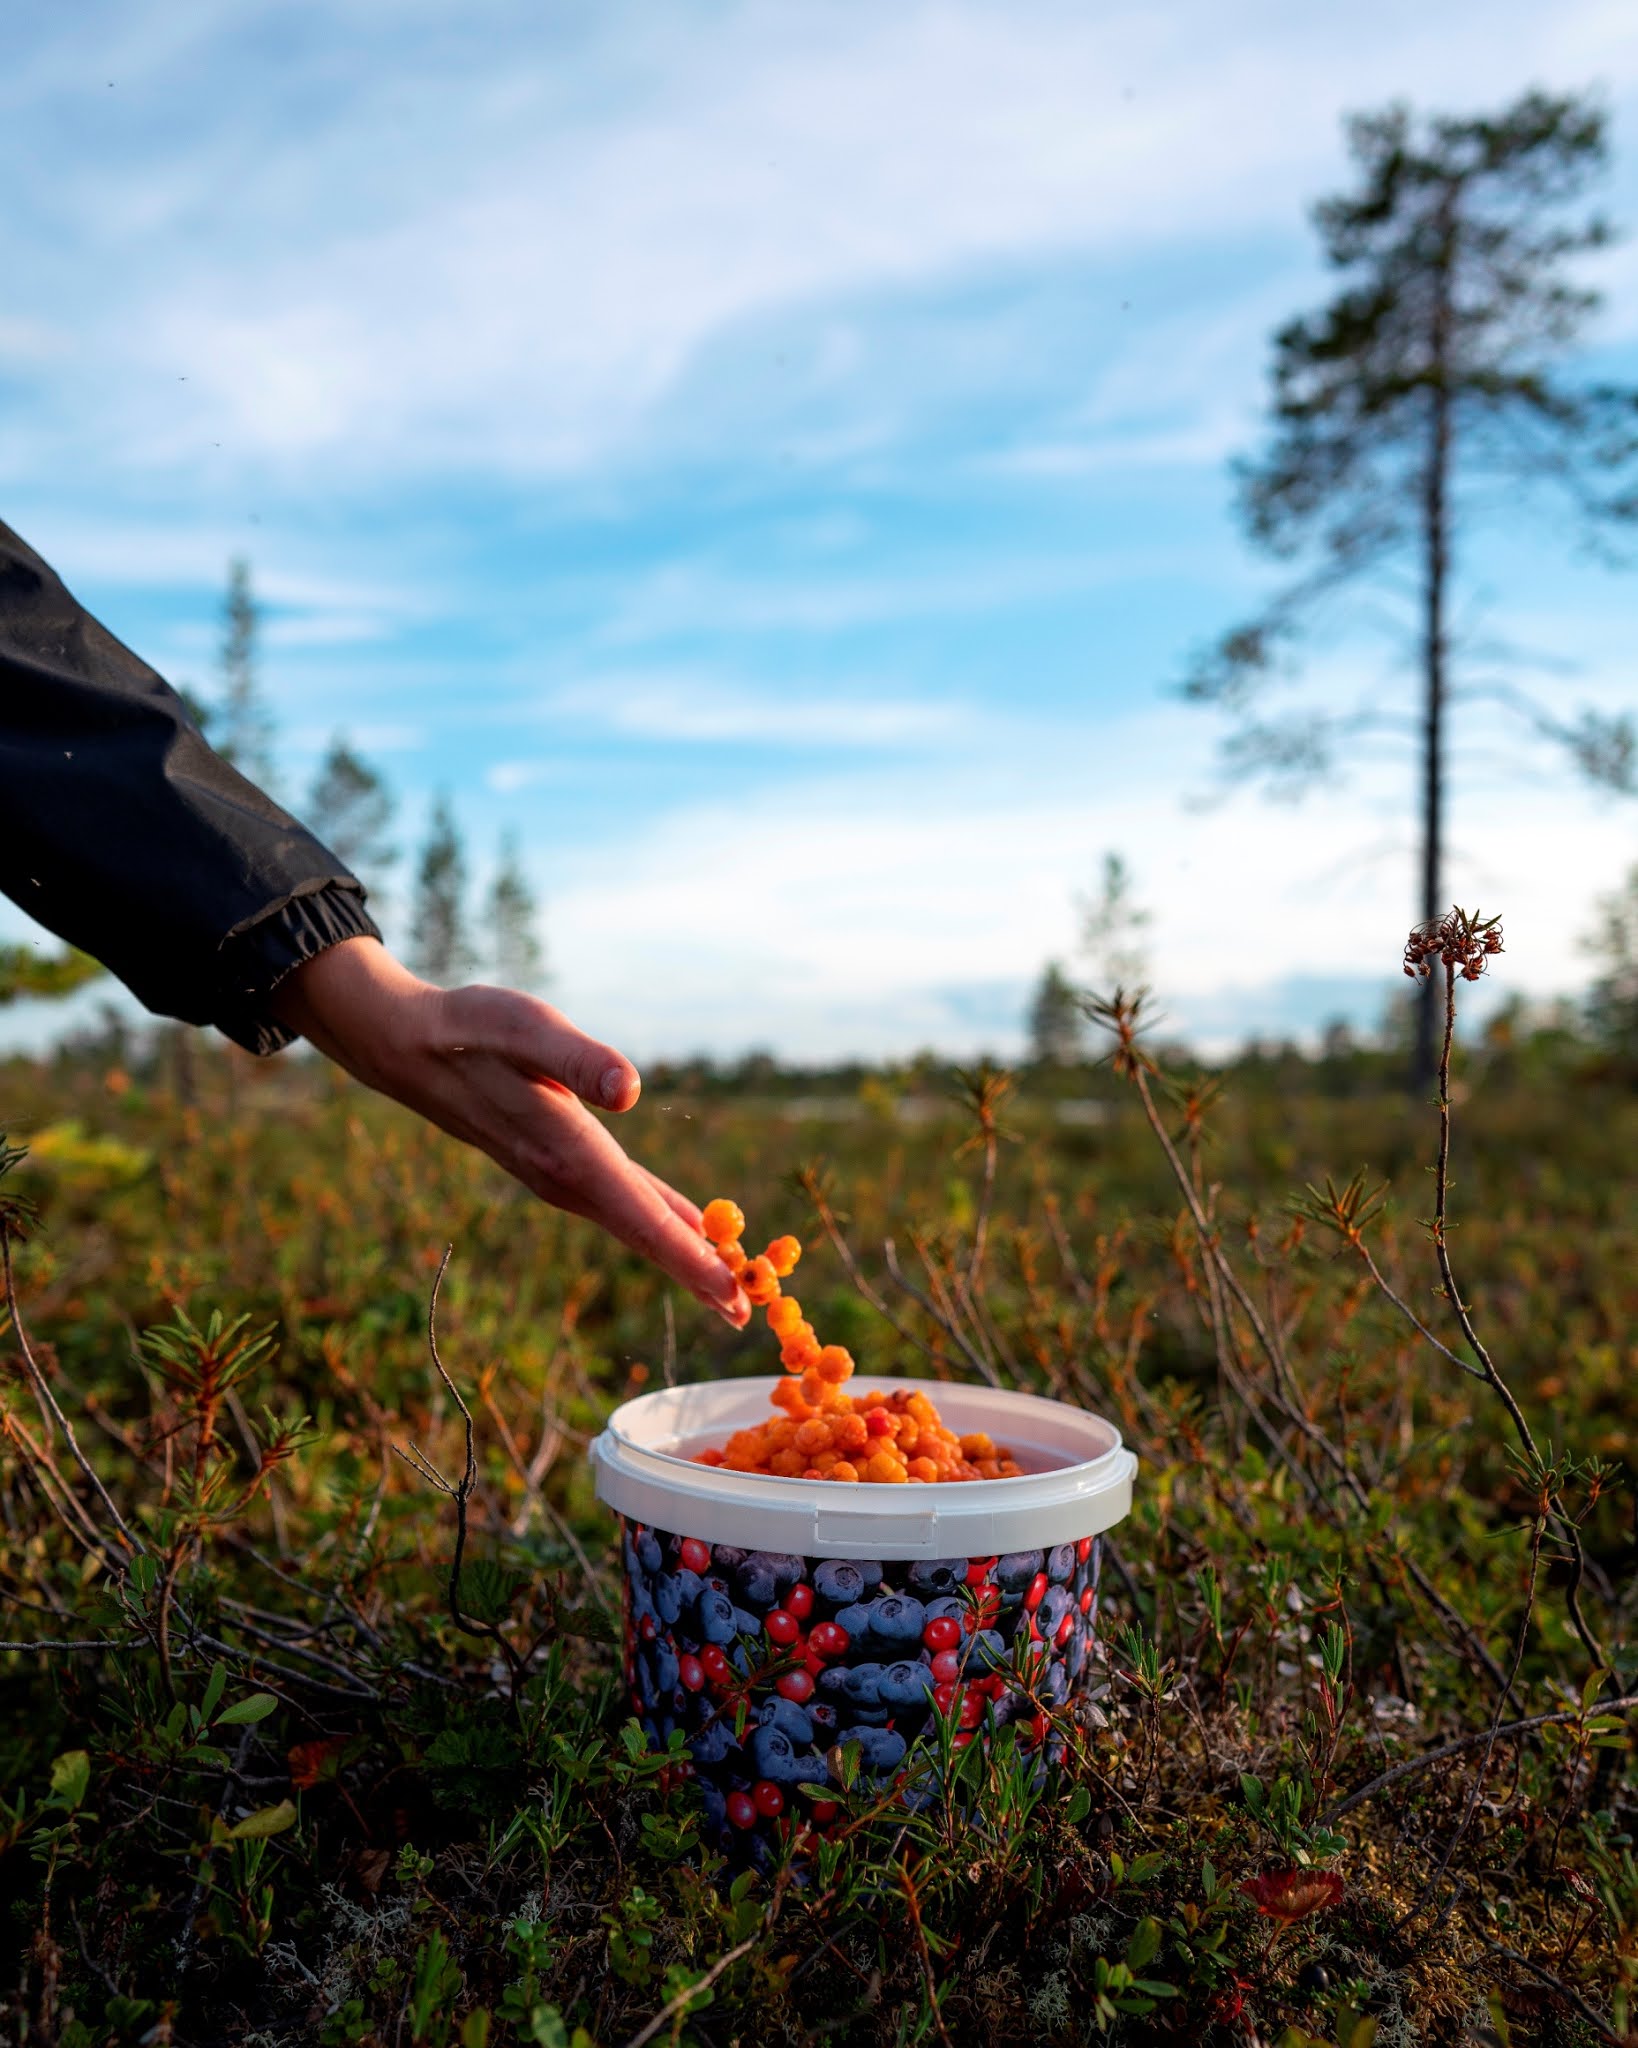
[621, 1520, 1104, 1859]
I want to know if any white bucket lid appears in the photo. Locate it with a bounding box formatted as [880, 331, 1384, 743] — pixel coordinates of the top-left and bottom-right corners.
[591, 1376, 1136, 1559]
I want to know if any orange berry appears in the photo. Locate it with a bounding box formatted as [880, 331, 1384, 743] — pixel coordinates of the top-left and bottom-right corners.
[865, 1451, 907, 1484]
[795, 1419, 831, 1455]
[741, 1256, 781, 1306]
[909, 1456, 938, 1482]
[799, 1369, 825, 1408]
[718, 1241, 748, 1277]
[702, 1199, 745, 1245]
[770, 1449, 805, 1477]
[771, 1378, 808, 1416]
[831, 1461, 860, 1482]
[959, 1433, 994, 1459]
[767, 1296, 804, 1337]
[764, 1235, 802, 1277]
[815, 1345, 854, 1385]
[836, 1413, 869, 1452]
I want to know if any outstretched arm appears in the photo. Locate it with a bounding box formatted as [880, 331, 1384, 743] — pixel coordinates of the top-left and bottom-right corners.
[271, 938, 750, 1325]
[0, 518, 747, 1325]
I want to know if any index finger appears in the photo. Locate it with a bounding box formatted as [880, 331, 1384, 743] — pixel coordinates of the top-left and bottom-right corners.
[534, 1115, 750, 1326]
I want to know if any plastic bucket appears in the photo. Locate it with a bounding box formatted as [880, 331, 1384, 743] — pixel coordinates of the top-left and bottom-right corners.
[591, 1377, 1136, 1856]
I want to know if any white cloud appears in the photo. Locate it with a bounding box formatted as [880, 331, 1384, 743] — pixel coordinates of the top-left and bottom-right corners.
[533, 698, 1638, 1061]
[7, 0, 1638, 488]
[538, 673, 967, 747]
[597, 546, 1212, 643]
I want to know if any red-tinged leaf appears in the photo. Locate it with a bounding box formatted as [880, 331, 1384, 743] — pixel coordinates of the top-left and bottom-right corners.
[1239, 1866, 1345, 1926]
[288, 1736, 348, 1790]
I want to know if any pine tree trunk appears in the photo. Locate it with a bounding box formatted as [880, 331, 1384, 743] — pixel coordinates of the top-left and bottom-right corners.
[1413, 220, 1456, 1093]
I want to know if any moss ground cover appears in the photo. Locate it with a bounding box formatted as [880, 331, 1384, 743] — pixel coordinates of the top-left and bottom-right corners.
[1, 975, 1635, 2046]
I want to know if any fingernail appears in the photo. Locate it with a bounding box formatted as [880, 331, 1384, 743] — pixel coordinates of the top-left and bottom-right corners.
[601, 1065, 630, 1108]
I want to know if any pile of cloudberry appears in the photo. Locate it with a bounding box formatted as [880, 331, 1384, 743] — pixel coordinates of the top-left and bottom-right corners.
[693, 1197, 1022, 1484]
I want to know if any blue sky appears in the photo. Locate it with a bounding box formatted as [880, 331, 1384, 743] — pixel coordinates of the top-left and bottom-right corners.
[4, 0, 1638, 1061]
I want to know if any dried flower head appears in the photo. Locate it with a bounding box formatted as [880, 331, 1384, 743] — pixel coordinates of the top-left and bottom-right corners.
[1403, 907, 1504, 984]
[1238, 1866, 1345, 1928]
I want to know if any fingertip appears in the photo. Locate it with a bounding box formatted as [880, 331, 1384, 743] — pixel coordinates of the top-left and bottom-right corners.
[600, 1063, 640, 1111]
[702, 1279, 751, 1328]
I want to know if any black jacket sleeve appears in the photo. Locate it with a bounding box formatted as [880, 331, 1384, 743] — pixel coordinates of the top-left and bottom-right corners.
[0, 517, 381, 1055]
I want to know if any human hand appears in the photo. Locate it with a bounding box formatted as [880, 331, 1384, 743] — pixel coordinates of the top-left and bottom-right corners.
[270, 936, 751, 1326]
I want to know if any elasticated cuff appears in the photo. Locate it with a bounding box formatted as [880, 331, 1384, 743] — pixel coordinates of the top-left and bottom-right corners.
[212, 879, 383, 1056]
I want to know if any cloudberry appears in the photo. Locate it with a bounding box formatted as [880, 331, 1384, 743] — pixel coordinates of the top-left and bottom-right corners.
[768, 1296, 804, 1337]
[702, 1198, 745, 1245]
[741, 1256, 780, 1305]
[692, 1195, 1018, 1483]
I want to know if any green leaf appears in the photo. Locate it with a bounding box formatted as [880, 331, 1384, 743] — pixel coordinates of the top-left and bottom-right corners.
[201, 1661, 228, 1723]
[558, 1603, 616, 1643]
[48, 1750, 90, 1813]
[129, 1554, 159, 1595]
[458, 1559, 517, 1625]
[229, 1799, 296, 1840]
[1240, 1771, 1266, 1816]
[1065, 1783, 1092, 1825]
[217, 1692, 279, 1726]
[1125, 1916, 1161, 1971]
[1132, 1979, 1178, 1998]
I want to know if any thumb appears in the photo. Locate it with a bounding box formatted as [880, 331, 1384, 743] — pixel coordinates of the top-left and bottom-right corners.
[447, 987, 641, 1109]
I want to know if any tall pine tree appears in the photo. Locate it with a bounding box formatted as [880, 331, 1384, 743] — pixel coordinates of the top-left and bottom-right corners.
[1188, 90, 1638, 1086]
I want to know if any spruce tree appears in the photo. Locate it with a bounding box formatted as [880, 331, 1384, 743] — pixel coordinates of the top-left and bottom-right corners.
[217, 557, 277, 793]
[1027, 962, 1084, 1065]
[409, 796, 475, 986]
[1187, 90, 1638, 1086]
[1078, 852, 1151, 992]
[307, 736, 398, 906]
[484, 832, 546, 992]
